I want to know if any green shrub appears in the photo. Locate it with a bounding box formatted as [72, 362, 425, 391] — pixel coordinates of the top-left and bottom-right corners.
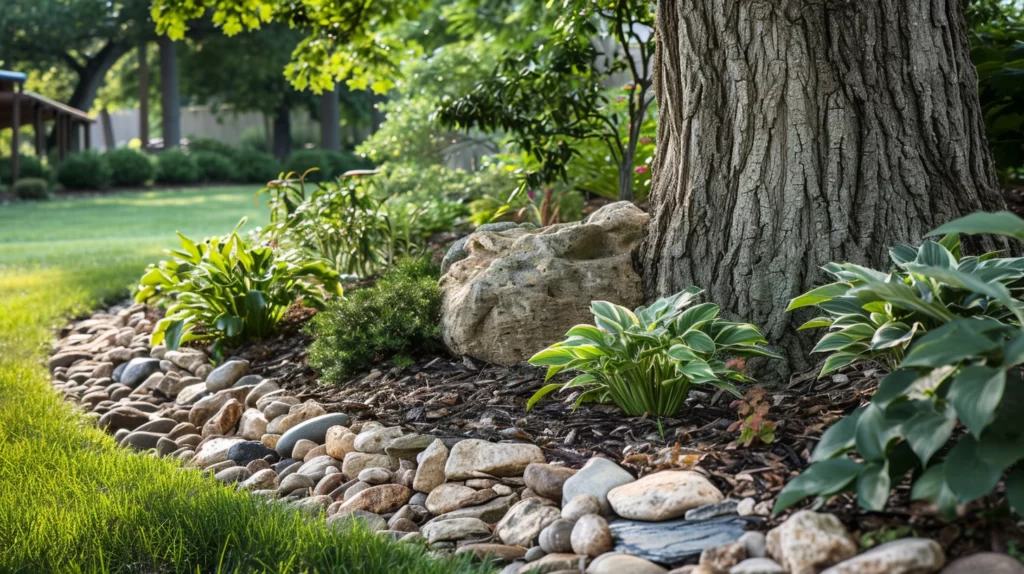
[186, 137, 238, 160]
[260, 176, 416, 277]
[193, 151, 237, 182]
[234, 149, 283, 184]
[528, 288, 778, 416]
[56, 151, 112, 190]
[775, 211, 1024, 519]
[239, 127, 269, 152]
[325, 150, 374, 178]
[284, 150, 332, 181]
[307, 258, 441, 381]
[137, 218, 342, 351]
[13, 177, 50, 200]
[155, 149, 200, 185]
[105, 148, 155, 187]
[0, 155, 46, 184]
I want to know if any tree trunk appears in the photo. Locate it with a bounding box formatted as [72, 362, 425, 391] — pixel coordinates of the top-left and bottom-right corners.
[139, 42, 150, 150]
[320, 85, 341, 151]
[100, 107, 115, 150]
[158, 36, 181, 149]
[636, 0, 1008, 380]
[272, 104, 292, 161]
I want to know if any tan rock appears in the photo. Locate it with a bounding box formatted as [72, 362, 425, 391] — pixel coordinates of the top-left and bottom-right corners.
[820, 538, 944, 574]
[440, 202, 649, 365]
[343, 452, 397, 478]
[325, 426, 354, 459]
[201, 398, 244, 437]
[766, 511, 857, 574]
[570, 514, 612, 557]
[607, 470, 724, 521]
[413, 439, 448, 493]
[237, 409, 268, 440]
[445, 439, 545, 480]
[425, 484, 498, 515]
[495, 498, 561, 547]
[700, 541, 747, 572]
[336, 484, 412, 515]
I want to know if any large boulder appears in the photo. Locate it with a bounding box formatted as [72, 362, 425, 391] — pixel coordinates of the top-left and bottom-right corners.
[439, 201, 648, 366]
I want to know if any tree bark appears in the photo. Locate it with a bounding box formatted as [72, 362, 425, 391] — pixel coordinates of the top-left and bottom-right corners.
[158, 36, 181, 149]
[139, 42, 150, 150]
[100, 107, 115, 151]
[637, 0, 1008, 380]
[272, 103, 292, 161]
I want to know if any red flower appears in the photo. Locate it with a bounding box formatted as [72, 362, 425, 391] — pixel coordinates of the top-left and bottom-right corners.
[640, 137, 653, 144]
[634, 165, 649, 175]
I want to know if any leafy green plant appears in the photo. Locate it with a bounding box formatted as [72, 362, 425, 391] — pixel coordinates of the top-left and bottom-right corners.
[234, 148, 283, 184]
[186, 137, 238, 160]
[469, 186, 584, 227]
[105, 147, 155, 186]
[155, 149, 200, 185]
[307, 257, 441, 381]
[136, 218, 342, 350]
[56, 151, 111, 190]
[728, 387, 776, 447]
[13, 177, 50, 200]
[260, 172, 417, 277]
[775, 211, 1024, 518]
[193, 151, 237, 182]
[0, 155, 46, 184]
[787, 232, 1024, 377]
[527, 288, 779, 416]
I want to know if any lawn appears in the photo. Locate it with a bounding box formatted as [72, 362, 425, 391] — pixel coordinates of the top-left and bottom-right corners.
[0, 187, 485, 573]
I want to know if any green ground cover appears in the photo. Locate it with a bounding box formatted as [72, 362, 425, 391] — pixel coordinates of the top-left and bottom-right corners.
[0, 187, 485, 573]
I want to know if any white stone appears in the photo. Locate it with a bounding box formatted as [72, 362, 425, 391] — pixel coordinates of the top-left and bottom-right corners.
[820, 538, 945, 574]
[444, 439, 545, 480]
[607, 470, 723, 521]
[766, 511, 857, 574]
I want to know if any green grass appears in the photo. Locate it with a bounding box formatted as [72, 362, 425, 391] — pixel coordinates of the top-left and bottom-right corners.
[0, 187, 488, 573]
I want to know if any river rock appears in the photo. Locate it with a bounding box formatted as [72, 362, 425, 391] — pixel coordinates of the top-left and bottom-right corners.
[608, 470, 723, 521]
[335, 484, 411, 515]
[327, 509, 387, 532]
[279, 472, 316, 495]
[539, 519, 575, 554]
[587, 552, 666, 574]
[237, 409, 268, 440]
[274, 412, 349, 457]
[296, 455, 342, 482]
[562, 494, 602, 521]
[686, 499, 741, 521]
[413, 439, 448, 493]
[191, 437, 245, 468]
[729, 557, 786, 574]
[227, 440, 277, 465]
[445, 439, 545, 480]
[343, 452, 397, 478]
[941, 553, 1024, 574]
[457, 544, 528, 564]
[245, 379, 280, 408]
[175, 382, 208, 405]
[562, 457, 634, 515]
[495, 498, 562, 547]
[521, 553, 584, 573]
[700, 541, 747, 572]
[204, 360, 249, 392]
[740, 531, 767, 558]
[121, 431, 164, 450]
[571, 514, 612, 557]
[98, 406, 151, 432]
[430, 493, 520, 523]
[292, 439, 318, 460]
[524, 463, 577, 503]
[202, 398, 244, 436]
[766, 511, 857, 574]
[215, 466, 252, 485]
[120, 358, 162, 387]
[240, 468, 279, 490]
[358, 467, 393, 486]
[821, 538, 944, 574]
[440, 202, 648, 365]
[422, 517, 492, 543]
[426, 483, 498, 515]
[325, 426, 354, 459]
[354, 426, 404, 453]
[385, 433, 435, 460]
[609, 516, 747, 564]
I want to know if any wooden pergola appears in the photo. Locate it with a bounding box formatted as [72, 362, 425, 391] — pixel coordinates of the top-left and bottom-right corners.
[0, 70, 95, 185]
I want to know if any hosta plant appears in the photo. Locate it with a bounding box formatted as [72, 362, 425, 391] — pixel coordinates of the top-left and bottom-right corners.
[527, 288, 779, 417]
[788, 232, 1024, 377]
[136, 218, 342, 351]
[775, 211, 1024, 518]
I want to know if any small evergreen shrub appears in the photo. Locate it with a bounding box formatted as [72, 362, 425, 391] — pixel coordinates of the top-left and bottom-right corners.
[13, 177, 50, 200]
[235, 149, 283, 184]
[193, 151, 237, 182]
[0, 155, 46, 183]
[187, 137, 238, 160]
[307, 258, 442, 381]
[105, 148, 155, 186]
[56, 151, 112, 190]
[156, 149, 200, 185]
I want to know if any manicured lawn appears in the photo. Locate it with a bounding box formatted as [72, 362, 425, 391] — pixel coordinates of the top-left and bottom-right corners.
[0, 187, 485, 573]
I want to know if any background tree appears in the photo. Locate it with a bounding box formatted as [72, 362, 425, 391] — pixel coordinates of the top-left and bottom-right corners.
[636, 0, 1009, 378]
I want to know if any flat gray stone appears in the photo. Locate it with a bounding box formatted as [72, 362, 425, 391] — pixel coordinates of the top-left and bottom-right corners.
[275, 413, 351, 458]
[685, 499, 741, 521]
[609, 516, 748, 565]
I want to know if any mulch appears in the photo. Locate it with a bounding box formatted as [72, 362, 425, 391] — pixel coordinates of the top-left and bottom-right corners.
[225, 306, 1024, 558]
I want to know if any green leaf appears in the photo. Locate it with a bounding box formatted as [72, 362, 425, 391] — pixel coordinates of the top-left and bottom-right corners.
[871, 322, 914, 351]
[944, 435, 1004, 502]
[526, 383, 564, 410]
[682, 330, 715, 354]
[1006, 465, 1024, 516]
[811, 407, 864, 462]
[903, 401, 956, 466]
[948, 366, 1005, 438]
[855, 404, 893, 462]
[529, 347, 577, 366]
[674, 303, 720, 332]
[565, 324, 605, 344]
[797, 317, 834, 331]
[911, 463, 959, 520]
[787, 282, 851, 311]
[873, 370, 918, 408]
[714, 323, 766, 346]
[857, 462, 891, 511]
[666, 345, 698, 361]
[929, 210, 1024, 241]
[163, 319, 185, 351]
[901, 320, 1002, 368]
[215, 315, 243, 338]
[905, 263, 1019, 321]
[846, 275, 955, 323]
[914, 241, 957, 269]
[937, 232, 962, 260]
[889, 244, 919, 267]
[772, 458, 864, 515]
[591, 301, 638, 334]
[819, 352, 862, 377]
[679, 359, 717, 383]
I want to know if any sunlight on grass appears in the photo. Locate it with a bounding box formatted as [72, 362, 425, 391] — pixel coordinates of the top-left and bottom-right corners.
[0, 187, 489, 573]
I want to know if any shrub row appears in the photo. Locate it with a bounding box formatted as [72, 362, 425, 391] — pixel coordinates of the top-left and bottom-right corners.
[4, 145, 375, 194]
